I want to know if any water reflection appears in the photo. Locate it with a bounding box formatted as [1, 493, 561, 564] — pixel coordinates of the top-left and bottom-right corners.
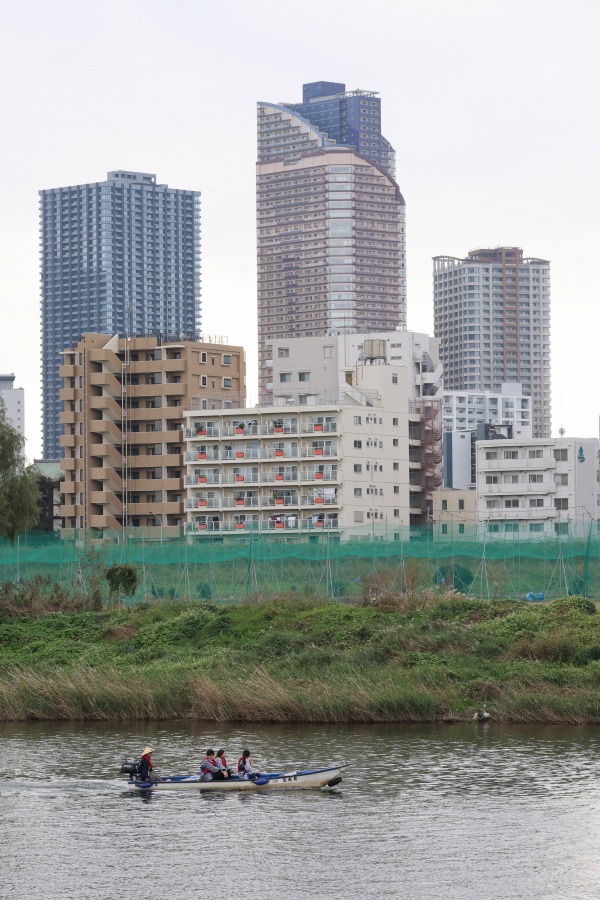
[1, 722, 600, 898]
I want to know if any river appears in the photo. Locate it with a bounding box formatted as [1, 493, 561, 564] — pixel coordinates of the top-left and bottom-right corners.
[1, 721, 600, 899]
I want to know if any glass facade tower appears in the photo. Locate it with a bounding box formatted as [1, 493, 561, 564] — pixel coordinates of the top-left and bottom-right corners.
[40, 170, 201, 459]
[257, 83, 405, 402]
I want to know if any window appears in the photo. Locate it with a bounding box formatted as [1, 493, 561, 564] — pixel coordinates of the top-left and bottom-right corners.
[393, 462, 399, 471]
[354, 464, 362, 473]
[505, 522, 520, 533]
[394, 486, 399, 494]
[200, 351, 207, 363]
[278, 347, 289, 358]
[486, 499, 499, 509]
[529, 523, 544, 532]
[393, 439, 398, 447]
[504, 450, 519, 460]
[487, 523, 499, 533]
[392, 417, 399, 426]
[354, 511, 364, 523]
[458, 499, 465, 510]
[441, 524, 448, 535]
[222, 354, 232, 366]
[354, 488, 362, 497]
[553, 449, 568, 461]
[392, 374, 398, 384]
[222, 378, 232, 389]
[504, 498, 519, 508]
[485, 475, 498, 485]
[554, 473, 568, 485]
[279, 373, 291, 383]
[529, 474, 543, 483]
[442, 500, 448, 510]
[528, 449, 543, 458]
[200, 375, 207, 387]
[458, 524, 465, 534]
[353, 440, 362, 449]
[555, 522, 569, 535]
[529, 498, 544, 507]
[394, 509, 400, 518]
[554, 498, 568, 510]
[485, 451, 498, 460]
[353, 416, 362, 425]
[323, 346, 333, 358]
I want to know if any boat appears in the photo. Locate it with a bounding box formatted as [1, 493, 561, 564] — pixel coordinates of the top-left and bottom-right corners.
[121, 762, 349, 792]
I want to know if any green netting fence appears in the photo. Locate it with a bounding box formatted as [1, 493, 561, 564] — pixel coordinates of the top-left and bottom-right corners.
[1, 522, 599, 603]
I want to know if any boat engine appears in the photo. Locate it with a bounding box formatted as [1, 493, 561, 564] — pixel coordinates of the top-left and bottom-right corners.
[120, 760, 140, 778]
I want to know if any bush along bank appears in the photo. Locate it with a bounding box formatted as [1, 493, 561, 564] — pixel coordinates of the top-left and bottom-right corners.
[1, 589, 600, 723]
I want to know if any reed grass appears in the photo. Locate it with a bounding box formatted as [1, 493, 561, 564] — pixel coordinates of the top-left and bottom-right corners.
[1, 592, 600, 723]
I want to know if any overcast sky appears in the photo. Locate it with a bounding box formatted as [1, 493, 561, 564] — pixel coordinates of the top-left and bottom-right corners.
[1, 0, 598, 460]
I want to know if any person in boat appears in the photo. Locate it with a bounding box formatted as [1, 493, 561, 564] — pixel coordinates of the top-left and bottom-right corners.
[138, 746, 154, 781]
[237, 749, 254, 779]
[200, 749, 229, 781]
[216, 749, 232, 776]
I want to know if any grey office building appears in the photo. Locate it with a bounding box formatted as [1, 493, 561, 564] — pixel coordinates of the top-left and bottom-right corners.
[40, 170, 201, 459]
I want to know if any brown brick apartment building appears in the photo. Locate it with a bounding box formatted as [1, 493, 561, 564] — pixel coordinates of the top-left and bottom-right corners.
[59, 333, 245, 536]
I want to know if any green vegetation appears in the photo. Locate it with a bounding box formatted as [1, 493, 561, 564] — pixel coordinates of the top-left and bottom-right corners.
[1, 577, 600, 723]
[0, 401, 39, 542]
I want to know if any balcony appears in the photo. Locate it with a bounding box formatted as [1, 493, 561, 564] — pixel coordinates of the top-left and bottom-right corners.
[89, 492, 123, 514]
[480, 456, 556, 471]
[300, 493, 339, 506]
[222, 495, 260, 508]
[59, 387, 76, 402]
[261, 422, 298, 436]
[480, 482, 557, 495]
[301, 445, 338, 458]
[185, 450, 220, 463]
[187, 425, 221, 438]
[186, 497, 221, 509]
[222, 472, 260, 484]
[222, 424, 260, 438]
[60, 434, 76, 448]
[482, 507, 557, 520]
[301, 467, 338, 481]
[59, 410, 76, 425]
[262, 446, 299, 460]
[185, 474, 220, 485]
[262, 494, 299, 508]
[222, 448, 260, 461]
[301, 421, 338, 434]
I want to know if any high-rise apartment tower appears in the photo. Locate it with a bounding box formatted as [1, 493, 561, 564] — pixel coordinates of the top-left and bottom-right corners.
[257, 82, 406, 402]
[40, 170, 201, 459]
[433, 247, 551, 438]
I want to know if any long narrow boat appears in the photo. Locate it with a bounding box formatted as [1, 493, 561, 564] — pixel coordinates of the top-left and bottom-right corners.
[122, 763, 348, 792]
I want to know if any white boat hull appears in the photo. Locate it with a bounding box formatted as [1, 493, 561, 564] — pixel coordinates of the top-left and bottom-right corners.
[126, 764, 348, 792]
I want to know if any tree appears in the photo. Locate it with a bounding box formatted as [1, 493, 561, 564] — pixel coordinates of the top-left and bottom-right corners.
[0, 401, 39, 542]
[106, 563, 139, 604]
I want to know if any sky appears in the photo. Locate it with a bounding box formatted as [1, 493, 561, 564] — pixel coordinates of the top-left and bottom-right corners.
[1, 0, 598, 461]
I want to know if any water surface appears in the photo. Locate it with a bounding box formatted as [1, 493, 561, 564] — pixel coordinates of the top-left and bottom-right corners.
[1, 721, 599, 899]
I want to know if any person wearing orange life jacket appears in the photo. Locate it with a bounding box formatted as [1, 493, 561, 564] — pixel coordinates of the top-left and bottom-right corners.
[237, 749, 254, 779]
[200, 749, 228, 781]
[216, 749, 232, 776]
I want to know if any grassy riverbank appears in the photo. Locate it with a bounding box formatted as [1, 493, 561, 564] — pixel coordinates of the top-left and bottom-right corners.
[1, 591, 600, 723]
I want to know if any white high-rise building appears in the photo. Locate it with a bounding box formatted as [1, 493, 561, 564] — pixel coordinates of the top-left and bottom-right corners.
[442, 383, 531, 436]
[433, 247, 551, 438]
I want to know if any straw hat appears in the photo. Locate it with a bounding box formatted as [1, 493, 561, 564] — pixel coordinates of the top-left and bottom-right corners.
[142, 746, 154, 756]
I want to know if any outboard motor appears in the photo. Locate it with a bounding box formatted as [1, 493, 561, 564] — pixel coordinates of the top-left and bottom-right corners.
[120, 760, 140, 778]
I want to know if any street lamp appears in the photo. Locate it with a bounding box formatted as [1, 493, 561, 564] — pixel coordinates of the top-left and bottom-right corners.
[149, 510, 163, 545]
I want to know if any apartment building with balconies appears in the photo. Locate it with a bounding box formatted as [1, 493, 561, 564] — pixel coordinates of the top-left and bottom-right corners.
[183, 362, 419, 537]
[59, 333, 245, 535]
[476, 437, 599, 537]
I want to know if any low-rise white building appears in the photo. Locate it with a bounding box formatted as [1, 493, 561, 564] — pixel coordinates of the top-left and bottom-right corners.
[476, 437, 599, 537]
[183, 362, 428, 536]
[0, 374, 24, 437]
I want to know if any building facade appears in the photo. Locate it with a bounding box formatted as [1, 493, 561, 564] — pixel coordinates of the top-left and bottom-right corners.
[433, 247, 551, 437]
[0, 374, 24, 436]
[59, 333, 244, 535]
[433, 488, 477, 535]
[40, 170, 201, 459]
[183, 362, 425, 536]
[268, 330, 441, 405]
[257, 83, 406, 402]
[442, 383, 531, 435]
[476, 437, 599, 537]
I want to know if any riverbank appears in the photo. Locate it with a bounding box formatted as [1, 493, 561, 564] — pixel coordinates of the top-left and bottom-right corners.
[1, 593, 600, 723]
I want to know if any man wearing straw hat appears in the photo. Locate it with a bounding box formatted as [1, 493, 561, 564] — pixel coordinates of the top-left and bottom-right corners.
[138, 746, 154, 781]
